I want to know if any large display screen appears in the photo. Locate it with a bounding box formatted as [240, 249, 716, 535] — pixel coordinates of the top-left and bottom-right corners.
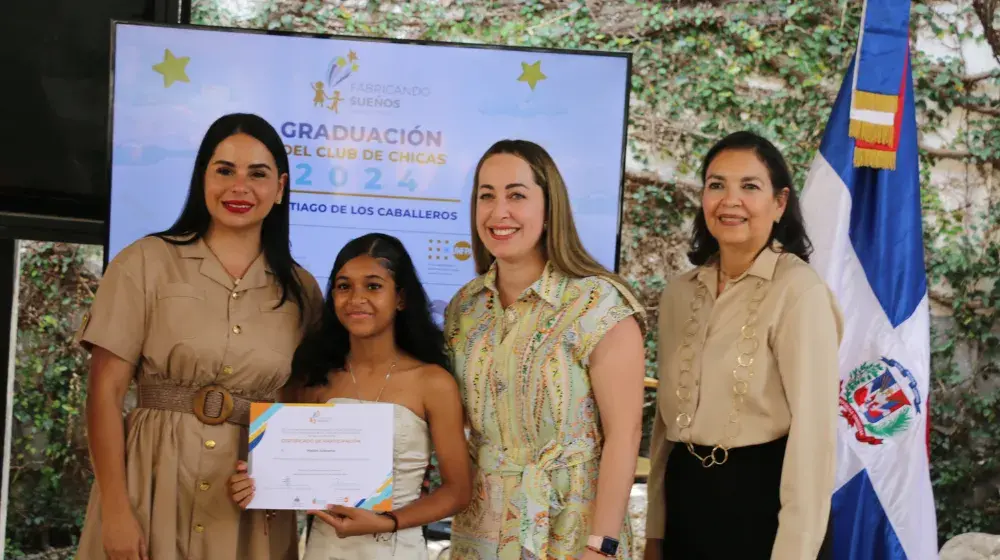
[108, 22, 631, 319]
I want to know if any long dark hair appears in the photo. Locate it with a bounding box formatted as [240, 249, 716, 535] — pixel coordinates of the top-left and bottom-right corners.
[288, 233, 449, 388]
[687, 130, 812, 266]
[150, 113, 305, 316]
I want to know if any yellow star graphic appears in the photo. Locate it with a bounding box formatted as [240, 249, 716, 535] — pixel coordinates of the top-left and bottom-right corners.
[348, 50, 358, 62]
[152, 49, 190, 88]
[517, 60, 547, 90]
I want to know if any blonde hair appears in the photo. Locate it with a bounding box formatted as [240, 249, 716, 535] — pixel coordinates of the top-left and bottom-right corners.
[469, 140, 637, 300]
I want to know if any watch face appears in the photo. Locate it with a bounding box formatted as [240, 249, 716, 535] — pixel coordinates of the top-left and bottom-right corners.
[600, 538, 619, 555]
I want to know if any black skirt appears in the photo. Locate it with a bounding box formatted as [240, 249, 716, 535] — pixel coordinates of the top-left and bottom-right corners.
[661, 436, 832, 560]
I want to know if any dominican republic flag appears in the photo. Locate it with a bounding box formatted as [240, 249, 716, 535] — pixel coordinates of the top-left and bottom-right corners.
[800, 2, 939, 559]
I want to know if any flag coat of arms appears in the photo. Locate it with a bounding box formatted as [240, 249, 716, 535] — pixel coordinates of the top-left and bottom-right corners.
[800, 1, 938, 558]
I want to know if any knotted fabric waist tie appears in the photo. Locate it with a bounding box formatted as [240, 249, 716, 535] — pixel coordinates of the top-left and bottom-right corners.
[476, 439, 598, 558]
[136, 383, 273, 426]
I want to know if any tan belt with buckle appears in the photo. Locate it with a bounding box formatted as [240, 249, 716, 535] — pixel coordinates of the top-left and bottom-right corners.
[136, 384, 272, 426]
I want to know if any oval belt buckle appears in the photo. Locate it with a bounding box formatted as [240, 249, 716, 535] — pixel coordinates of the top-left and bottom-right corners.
[193, 384, 235, 425]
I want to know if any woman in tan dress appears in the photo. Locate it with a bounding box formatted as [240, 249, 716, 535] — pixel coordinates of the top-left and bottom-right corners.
[75, 113, 322, 560]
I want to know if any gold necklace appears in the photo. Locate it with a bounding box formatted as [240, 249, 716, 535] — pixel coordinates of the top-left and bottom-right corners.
[674, 275, 769, 468]
[347, 359, 397, 403]
[203, 238, 259, 284]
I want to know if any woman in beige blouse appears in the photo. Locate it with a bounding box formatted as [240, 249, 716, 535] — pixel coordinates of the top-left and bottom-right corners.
[75, 113, 321, 560]
[644, 131, 843, 560]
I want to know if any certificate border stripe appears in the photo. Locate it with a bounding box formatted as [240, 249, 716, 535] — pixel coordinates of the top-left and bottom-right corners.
[248, 403, 340, 452]
[355, 472, 394, 511]
[248, 430, 265, 453]
[249, 403, 284, 436]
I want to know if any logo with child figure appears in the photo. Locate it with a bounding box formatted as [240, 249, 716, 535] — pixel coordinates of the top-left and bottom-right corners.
[311, 50, 360, 113]
[839, 357, 923, 445]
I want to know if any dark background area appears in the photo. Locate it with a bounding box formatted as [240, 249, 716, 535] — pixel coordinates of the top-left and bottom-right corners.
[0, 0, 189, 223]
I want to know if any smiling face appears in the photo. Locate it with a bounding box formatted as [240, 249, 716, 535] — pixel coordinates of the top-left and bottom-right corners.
[701, 149, 788, 254]
[332, 255, 402, 339]
[203, 133, 287, 233]
[474, 153, 547, 265]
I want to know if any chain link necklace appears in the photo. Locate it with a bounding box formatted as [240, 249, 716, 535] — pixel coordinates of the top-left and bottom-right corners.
[674, 271, 769, 468]
[347, 359, 397, 403]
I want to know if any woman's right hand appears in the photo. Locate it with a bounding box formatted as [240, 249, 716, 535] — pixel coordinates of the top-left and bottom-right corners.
[230, 460, 256, 508]
[101, 507, 148, 560]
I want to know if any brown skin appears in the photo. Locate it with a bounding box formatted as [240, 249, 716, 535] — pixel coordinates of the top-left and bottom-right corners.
[201, 133, 287, 278]
[87, 347, 148, 560]
[475, 152, 548, 290]
[229, 255, 472, 537]
[203, 133, 286, 238]
[701, 148, 788, 293]
[86, 133, 286, 560]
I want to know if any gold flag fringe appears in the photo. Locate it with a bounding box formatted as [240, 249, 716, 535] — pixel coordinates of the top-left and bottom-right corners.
[854, 147, 897, 170]
[853, 91, 899, 113]
[849, 119, 895, 146]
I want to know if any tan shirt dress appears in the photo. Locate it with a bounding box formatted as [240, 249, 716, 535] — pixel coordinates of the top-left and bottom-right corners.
[645, 246, 844, 559]
[74, 235, 323, 560]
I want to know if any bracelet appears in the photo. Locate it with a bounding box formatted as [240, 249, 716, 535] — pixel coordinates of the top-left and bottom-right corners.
[377, 511, 399, 533]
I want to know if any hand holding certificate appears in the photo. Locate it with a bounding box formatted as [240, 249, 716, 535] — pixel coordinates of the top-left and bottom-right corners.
[246, 402, 394, 511]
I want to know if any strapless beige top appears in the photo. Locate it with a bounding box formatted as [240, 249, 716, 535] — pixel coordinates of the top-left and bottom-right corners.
[302, 398, 431, 560]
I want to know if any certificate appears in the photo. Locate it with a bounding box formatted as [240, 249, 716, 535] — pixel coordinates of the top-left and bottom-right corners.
[246, 402, 394, 511]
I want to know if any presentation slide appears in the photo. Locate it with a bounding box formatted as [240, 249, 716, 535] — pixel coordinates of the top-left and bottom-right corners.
[108, 22, 630, 321]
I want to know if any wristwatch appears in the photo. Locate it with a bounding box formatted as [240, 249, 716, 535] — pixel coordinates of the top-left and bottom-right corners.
[587, 535, 619, 556]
